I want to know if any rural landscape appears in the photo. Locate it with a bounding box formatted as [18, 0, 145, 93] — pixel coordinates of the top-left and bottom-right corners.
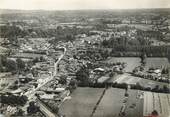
[0, 0, 170, 117]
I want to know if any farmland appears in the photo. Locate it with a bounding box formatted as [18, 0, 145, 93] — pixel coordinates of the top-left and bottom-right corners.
[93, 88, 125, 117]
[59, 88, 105, 117]
[60, 88, 170, 117]
[143, 92, 170, 117]
[60, 88, 144, 117]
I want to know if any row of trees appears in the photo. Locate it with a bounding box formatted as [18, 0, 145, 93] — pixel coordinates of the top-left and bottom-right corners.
[0, 94, 28, 106]
[0, 25, 91, 45]
[101, 39, 169, 57]
[77, 81, 170, 93]
[0, 25, 27, 38]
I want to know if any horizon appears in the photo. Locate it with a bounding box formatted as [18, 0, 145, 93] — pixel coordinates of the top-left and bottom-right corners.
[0, 0, 170, 11]
[1, 7, 170, 11]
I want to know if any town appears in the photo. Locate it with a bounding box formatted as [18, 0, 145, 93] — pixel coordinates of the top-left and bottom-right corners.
[0, 8, 170, 117]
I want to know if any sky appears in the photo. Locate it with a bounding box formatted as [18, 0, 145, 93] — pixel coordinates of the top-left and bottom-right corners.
[0, 0, 170, 10]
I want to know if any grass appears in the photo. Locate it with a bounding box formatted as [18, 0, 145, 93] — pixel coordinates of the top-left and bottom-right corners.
[145, 57, 170, 70]
[109, 73, 169, 89]
[106, 57, 170, 72]
[106, 57, 141, 72]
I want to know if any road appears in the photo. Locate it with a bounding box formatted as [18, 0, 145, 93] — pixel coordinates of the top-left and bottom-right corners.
[23, 47, 66, 112]
[25, 47, 66, 99]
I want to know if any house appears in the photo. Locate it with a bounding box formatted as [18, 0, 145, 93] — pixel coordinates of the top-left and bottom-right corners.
[0, 72, 16, 89]
[148, 68, 161, 77]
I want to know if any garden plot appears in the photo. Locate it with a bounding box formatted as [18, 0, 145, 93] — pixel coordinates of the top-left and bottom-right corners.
[143, 91, 170, 117]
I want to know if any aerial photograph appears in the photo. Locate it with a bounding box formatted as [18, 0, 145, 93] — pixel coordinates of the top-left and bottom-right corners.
[0, 0, 170, 117]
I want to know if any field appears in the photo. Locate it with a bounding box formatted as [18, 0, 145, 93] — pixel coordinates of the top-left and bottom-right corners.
[93, 88, 143, 117]
[108, 73, 169, 89]
[59, 87, 170, 117]
[143, 92, 170, 117]
[59, 88, 104, 117]
[124, 90, 143, 117]
[93, 88, 125, 117]
[145, 57, 170, 70]
[60, 88, 144, 117]
[114, 24, 153, 31]
[111, 73, 140, 84]
[106, 57, 170, 72]
[106, 57, 141, 72]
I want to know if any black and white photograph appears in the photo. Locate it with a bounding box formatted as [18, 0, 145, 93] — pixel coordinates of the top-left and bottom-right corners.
[0, 0, 170, 117]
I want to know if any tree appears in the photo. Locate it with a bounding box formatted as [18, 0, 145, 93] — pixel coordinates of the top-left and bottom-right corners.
[66, 34, 74, 42]
[27, 101, 39, 114]
[102, 40, 109, 47]
[6, 59, 17, 72]
[0, 55, 7, 72]
[151, 110, 159, 117]
[152, 85, 160, 92]
[140, 52, 147, 65]
[0, 57, 3, 72]
[59, 75, 67, 85]
[135, 82, 143, 90]
[32, 57, 39, 64]
[162, 85, 169, 93]
[13, 108, 24, 116]
[16, 58, 25, 72]
[101, 50, 109, 59]
[69, 79, 77, 92]
[76, 66, 89, 86]
[162, 67, 168, 74]
[39, 56, 45, 62]
[31, 68, 38, 77]
[109, 72, 115, 77]
[0, 94, 27, 106]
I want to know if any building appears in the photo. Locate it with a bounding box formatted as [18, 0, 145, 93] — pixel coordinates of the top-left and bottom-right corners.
[0, 72, 16, 89]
